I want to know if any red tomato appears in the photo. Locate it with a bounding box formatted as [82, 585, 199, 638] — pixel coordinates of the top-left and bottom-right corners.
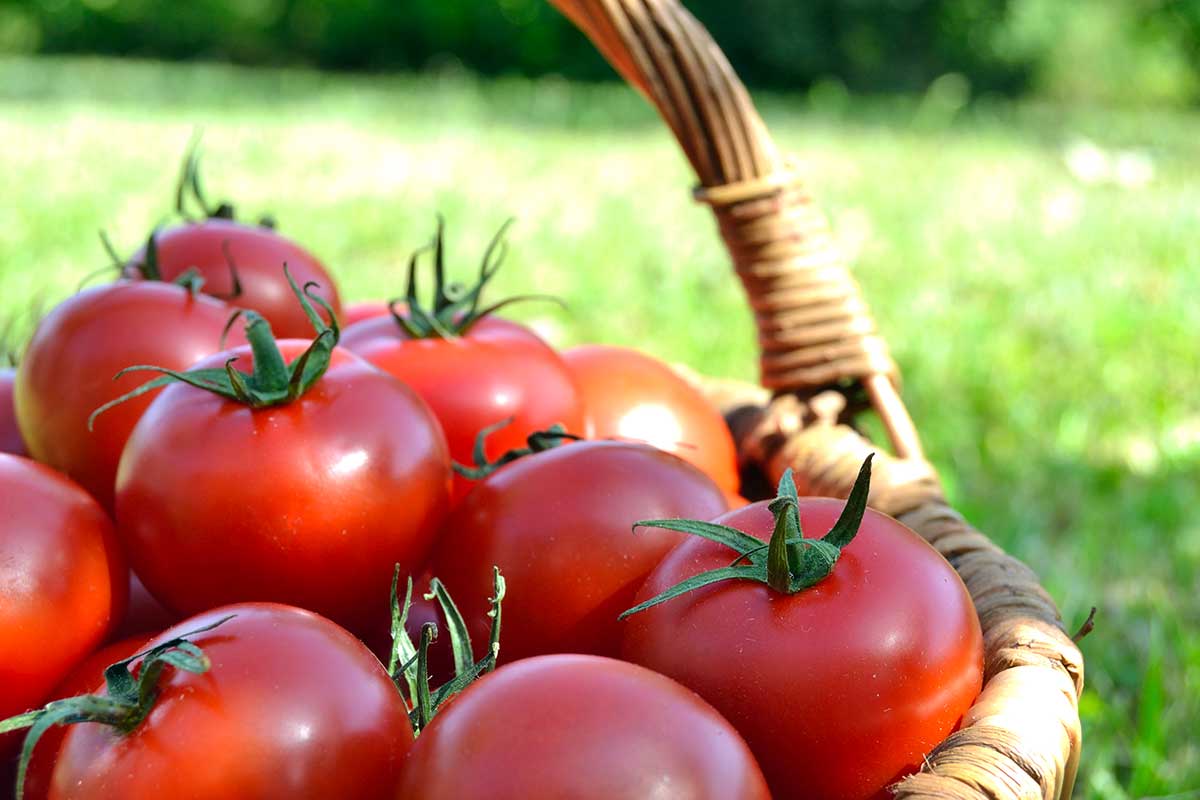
[621, 499, 984, 800]
[430, 441, 726, 662]
[0, 368, 26, 456]
[341, 300, 391, 326]
[51, 604, 412, 799]
[14, 282, 239, 510]
[397, 654, 770, 800]
[563, 345, 741, 496]
[0, 456, 127, 723]
[19, 636, 148, 800]
[127, 220, 341, 339]
[342, 315, 583, 502]
[114, 342, 451, 636]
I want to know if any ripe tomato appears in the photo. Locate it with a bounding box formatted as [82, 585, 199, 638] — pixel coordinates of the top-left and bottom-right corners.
[50, 604, 412, 799]
[14, 282, 239, 510]
[563, 345, 740, 495]
[127, 219, 341, 339]
[430, 441, 726, 662]
[621, 494, 984, 800]
[342, 314, 583, 503]
[397, 654, 770, 800]
[0, 368, 25, 456]
[18, 637, 148, 800]
[341, 300, 391, 326]
[114, 341, 451, 635]
[0, 455, 127, 723]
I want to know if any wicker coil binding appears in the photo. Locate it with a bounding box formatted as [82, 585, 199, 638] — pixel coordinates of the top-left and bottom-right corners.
[548, 1, 1085, 798]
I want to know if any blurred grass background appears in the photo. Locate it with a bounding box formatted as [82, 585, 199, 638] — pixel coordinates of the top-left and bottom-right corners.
[1, 45, 1198, 800]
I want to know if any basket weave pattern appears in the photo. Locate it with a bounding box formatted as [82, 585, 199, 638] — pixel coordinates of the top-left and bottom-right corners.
[549, 1, 1085, 798]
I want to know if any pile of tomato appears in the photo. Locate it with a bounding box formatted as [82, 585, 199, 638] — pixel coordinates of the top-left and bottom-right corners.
[0, 157, 985, 800]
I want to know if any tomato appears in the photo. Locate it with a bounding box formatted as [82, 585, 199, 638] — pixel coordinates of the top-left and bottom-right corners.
[127, 219, 341, 339]
[397, 654, 770, 799]
[621, 485, 984, 800]
[14, 282, 239, 510]
[341, 300, 391, 326]
[0, 455, 127, 724]
[18, 637, 148, 800]
[563, 345, 740, 495]
[50, 604, 412, 799]
[114, 340, 451, 635]
[429, 441, 726, 662]
[0, 368, 26, 456]
[342, 314, 583, 503]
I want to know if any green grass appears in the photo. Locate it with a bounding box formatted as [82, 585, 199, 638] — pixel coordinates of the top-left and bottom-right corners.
[2, 55, 1198, 799]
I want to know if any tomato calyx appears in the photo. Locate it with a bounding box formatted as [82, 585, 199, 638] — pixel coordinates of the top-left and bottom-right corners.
[619, 454, 875, 619]
[174, 139, 276, 229]
[388, 565, 506, 736]
[452, 418, 582, 480]
[0, 615, 233, 799]
[87, 267, 338, 428]
[386, 217, 561, 340]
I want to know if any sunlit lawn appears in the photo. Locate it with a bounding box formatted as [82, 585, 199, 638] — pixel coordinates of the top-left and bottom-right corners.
[2, 55, 1198, 799]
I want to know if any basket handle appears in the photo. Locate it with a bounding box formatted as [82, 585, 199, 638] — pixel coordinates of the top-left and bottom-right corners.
[548, 0, 923, 461]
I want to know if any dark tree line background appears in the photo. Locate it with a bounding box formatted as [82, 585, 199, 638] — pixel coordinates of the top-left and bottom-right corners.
[1, 0, 1198, 103]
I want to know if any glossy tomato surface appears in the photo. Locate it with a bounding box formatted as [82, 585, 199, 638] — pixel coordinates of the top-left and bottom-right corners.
[14, 282, 238, 510]
[19, 636, 148, 800]
[0, 456, 127, 722]
[114, 343, 451, 635]
[127, 219, 341, 339]
[430, 441, 726, 662]
[397, 654, 770, 800]
[342, 315, 583, 502]
[622, 500, 984, 800]
[563, 345, 740, 495]
[51, 604, 412, 800]
[0, 368, 26, 456]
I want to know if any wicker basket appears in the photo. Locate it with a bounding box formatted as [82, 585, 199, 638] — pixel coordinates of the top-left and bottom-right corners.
[548, 1, 1085, 798]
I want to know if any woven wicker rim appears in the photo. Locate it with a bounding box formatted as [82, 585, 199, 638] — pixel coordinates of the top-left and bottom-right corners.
[548, 2, 1085, 798]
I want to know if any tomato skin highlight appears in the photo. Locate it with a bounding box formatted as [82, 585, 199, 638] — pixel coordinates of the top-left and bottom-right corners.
[127, 219, 342, 339]
[563, 345, 740, 496]
[50, 604, 412, 800]
[17, 636, 148, 800]
[0, 369, 26, 456]
[14, 281, 240, 510]
[0, 455, 127, 723]
[397, 654, 771, 800]
[622, 500, 984, 800]
[342, 315, 584, 503]
[430, 440, 727, 663]
[114, 342, 451, 636]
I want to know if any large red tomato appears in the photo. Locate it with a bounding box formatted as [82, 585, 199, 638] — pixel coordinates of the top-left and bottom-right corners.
[114, 340, 451, 636]
[126, 220, 341, 339]
[429, 441, 726, 663]
[0, 368, 25, 456]
[621, 468, 984, 800]
[397, 654, 770, 799]
[50, 604, 412, 799]
[0, 455, 127, 724]
[14, 282, 239, 510]
[342, 314, 582, 503]
[17, 636, 148, 800]
[563, 345, 740, 495]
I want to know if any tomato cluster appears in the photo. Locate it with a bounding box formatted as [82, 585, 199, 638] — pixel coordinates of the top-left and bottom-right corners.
[0, 155, 983, 800]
